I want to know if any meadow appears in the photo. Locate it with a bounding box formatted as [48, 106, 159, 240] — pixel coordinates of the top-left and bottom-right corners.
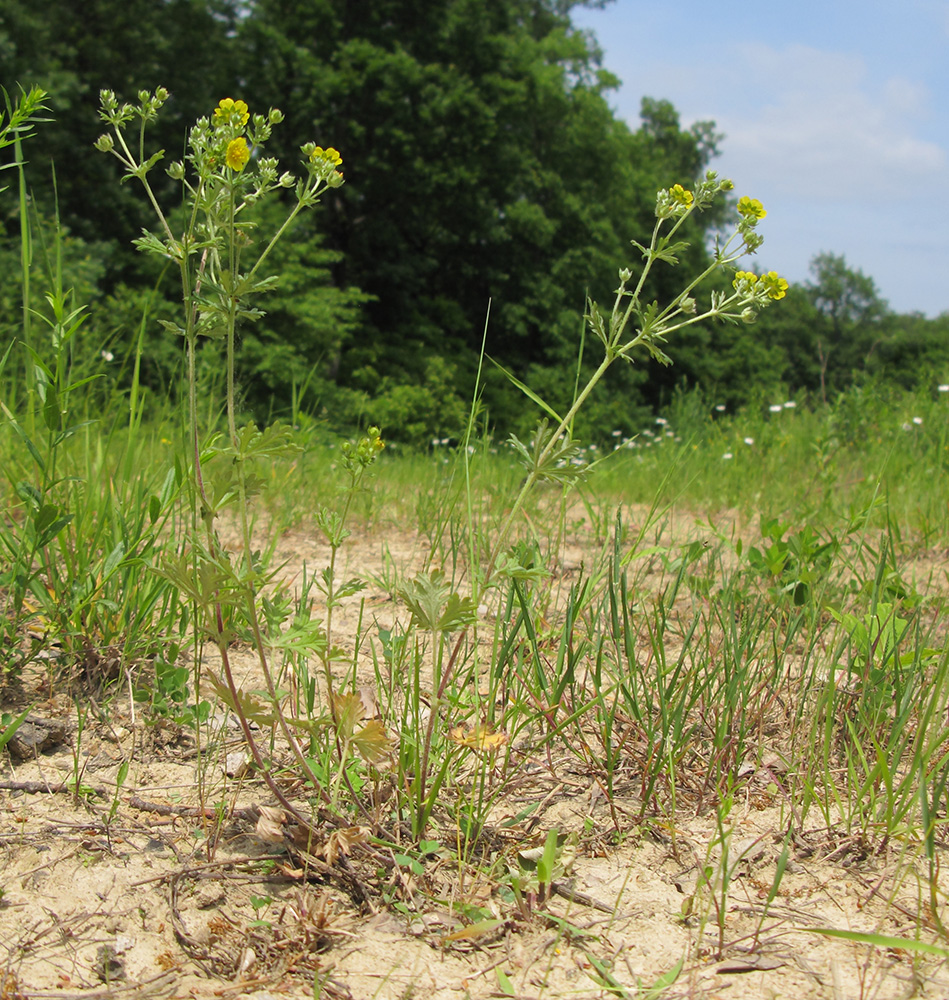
[2, 86, 949, 999]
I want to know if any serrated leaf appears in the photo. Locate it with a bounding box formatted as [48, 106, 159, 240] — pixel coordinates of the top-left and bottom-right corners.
[204, 673, 277, 727]
[157, 319, 187, 338]
[231, 421, 300, 462]
[507, 419, 589, 486]
[316, 506, 349, 547]
[400, 570, 477, 633]
[586, 298, 609, 347]
[352, 719, 393, 762]
[334, 577, 367, 601]
[651, 237, 691, 265]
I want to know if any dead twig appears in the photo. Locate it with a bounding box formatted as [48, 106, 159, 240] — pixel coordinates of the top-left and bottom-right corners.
[0, 779, 107, 798]
[128, 794, 259, 823]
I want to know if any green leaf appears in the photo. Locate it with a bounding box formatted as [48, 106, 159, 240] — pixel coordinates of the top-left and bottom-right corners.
[399, 570, 477, 633]
[536, 827, 559, 886]
[495, 968, 515, 996]
[804, 927, 949, 958]
[102, 542, 126, 579]
[650, 236, 691, 265]
[0, 706, 33, 753]
[393, 853, 424, 876]
[486, 356, 563, 424]
[34, 503, 74, 547]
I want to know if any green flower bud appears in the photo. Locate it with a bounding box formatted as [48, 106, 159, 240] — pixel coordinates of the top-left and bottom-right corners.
[94, 134, 114, 153]
[167, 160, 185, 180]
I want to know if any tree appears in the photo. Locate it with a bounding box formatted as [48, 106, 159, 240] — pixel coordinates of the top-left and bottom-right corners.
[805, 252, 889, 399]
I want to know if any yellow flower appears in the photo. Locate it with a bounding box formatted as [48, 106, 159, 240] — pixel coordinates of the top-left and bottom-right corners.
[761, 271, 789, 300]
[215, 98, 249, 126]
[669, 183, 693, 207]
[226, 137, 250, 171]
[737, 196, 767, 220]
[310, 145, 343, 167]
[732, 270, 759, 290]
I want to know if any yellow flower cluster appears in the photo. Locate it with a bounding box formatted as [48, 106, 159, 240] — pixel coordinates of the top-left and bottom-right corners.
[733, 269, 788, 300]
[737, 196, 767, 220]
[733, 270, 757, 288]
[669, 183, 694, 207]
[310, 146, 343, 168]
[215, 98, 249, 126]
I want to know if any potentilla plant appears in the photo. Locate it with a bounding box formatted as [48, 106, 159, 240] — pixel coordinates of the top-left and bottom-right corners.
[485, 177, 787, 588]
[96, 89, 356, 830]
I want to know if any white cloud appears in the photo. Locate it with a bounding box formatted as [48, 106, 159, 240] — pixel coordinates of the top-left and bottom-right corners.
[691, 44, 947, 203]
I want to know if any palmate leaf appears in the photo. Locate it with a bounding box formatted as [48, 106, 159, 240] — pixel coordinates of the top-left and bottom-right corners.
[231, 421, 301, 462]
[204, 672, 277, 728]
[331, 691, 365, 740]
[650, 236, 691, 265]
[449, 723, 508, 751]
[322, 825, 370, 865]
[266, 617, 327, 656]
[351, 719, 392, 763]
[329, 692, 392, 762]
[399, 570, 477, 633]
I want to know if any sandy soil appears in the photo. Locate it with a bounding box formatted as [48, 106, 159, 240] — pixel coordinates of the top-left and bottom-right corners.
[2, 505, 948, 1000]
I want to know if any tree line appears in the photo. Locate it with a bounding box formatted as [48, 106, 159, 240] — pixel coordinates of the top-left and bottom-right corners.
[1, 0, 946, 443]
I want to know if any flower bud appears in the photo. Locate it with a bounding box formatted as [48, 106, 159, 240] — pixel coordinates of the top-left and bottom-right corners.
[618, 267, 632, 283]
[680, 296, 696, 314]
[167, 160, 185, 180]
[94, 134, 114, 153]
[741, 307, 756, 323]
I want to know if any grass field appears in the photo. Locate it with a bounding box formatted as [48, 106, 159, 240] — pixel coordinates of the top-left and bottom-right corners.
[2, 378, 949, 999]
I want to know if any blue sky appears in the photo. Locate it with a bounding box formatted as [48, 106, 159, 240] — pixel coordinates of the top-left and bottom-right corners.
[570, 0, 949, 316]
